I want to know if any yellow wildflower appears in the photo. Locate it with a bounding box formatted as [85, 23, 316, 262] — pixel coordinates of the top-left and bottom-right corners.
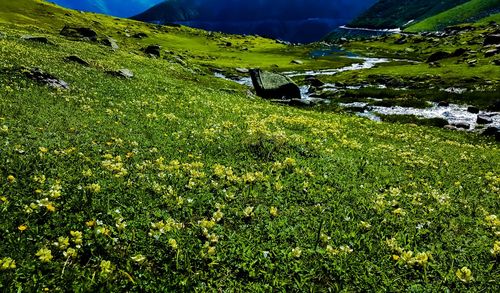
[36, 248, 53, 262]
[291, 247, 302, 258]
[456, 267, 473, 283]
[100, 260, 114, 275]
[63, 248, 77, 258]
[243, 206, 255, 218]
[18, 224, 28, 231]
[213, 209, 224, 222]
[0, 257, 16, 270]
[39, 147, 48, 154]
[270, 207, 279, 217]
[131, 254, 146, 263]
[168, 238, 178, 250]
[7, 175, 16, 183]
[54, 236, 70, 250]
[491, 241, 500, 257]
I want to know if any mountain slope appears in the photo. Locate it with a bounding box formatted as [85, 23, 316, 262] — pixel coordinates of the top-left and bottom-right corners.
[1, 0, 500, 292]
[406, 0, 500, 32]
[132, 0, 378, 43]
[50, 0, 164, 17]
[349, 0, 469, 29]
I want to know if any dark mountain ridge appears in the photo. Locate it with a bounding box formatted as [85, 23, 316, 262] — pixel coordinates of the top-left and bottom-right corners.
[132, 0, 378, 43]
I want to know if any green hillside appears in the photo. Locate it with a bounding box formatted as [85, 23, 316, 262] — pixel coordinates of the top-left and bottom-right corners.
[0, 0, 499, 291]
[349, 0, 469, 29]
[406, 0, 500, 32]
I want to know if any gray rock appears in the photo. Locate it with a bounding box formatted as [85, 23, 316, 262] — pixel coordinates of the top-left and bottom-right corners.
[427, 51, 450, 63]
[485, 49, 499, 57]
[21, 35, 51, 44]
[23, 68, 69, 89]
[484, 34, 500, 46]
[452, 123, 470, 130]
[102, 37, 118, 50]
[60, 26, 97, 41]
[250, 69, 301, 100]
[132, 32, 148, 39]
[235, 68, 249, 74]
[477, 115, 493, 124]
[107, 69, 134, 78]
[64, 55, 89, 66]
[467, 106, 479, 114]
[144, 45, 161, 57]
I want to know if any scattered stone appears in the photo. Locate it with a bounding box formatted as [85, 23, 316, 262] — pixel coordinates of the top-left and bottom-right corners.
[482, 126, 500, 140]
[484, 34, 500, 46]
[21, 35, 51, 44]
[467, 59, 477, 67]
[64, 55, 89, 66]
[250, 69, 301, 100]
[485, 48, 499, 57]
[173, 56, 187, 66]
[477, 115, 493, 124]
[493, 59, 500, 66]
[452, 123, 470, 130]
[101, 37, 119, 50]
[225, 42, 232, 47]
[23, 67, 69, 89]
[144, 45, 161, 57]
[106, 68, 134, 78]
[132, 32, 148, 39]
[438, 101, 450, 107]
[291, 60, 303, 65]
[394, 37, 407, 45]
[428, 62, 441, 68]
[305, 76, 324, 88]
[427, 51, 450, 63]
[467, 106, 479, 114]
[451, 48, 468, 57]
[235, 68, 249, 74]
[60, 26, 97, 41]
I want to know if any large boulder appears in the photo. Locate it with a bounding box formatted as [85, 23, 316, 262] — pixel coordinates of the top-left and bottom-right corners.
[484, 34, 500, 46]
[250, 69, 301, 100]
[60, 26, 98, 41]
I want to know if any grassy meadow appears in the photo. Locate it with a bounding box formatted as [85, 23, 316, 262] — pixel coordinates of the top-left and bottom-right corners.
[0, 0, 499, 291]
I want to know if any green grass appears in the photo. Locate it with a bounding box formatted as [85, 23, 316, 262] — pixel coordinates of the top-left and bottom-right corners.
[0, 0, 500, 291]
[406, 0, 500, 32]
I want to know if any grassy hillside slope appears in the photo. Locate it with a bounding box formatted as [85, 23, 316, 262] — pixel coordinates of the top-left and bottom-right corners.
[406, 0, 500, 32]
[0, 0, 499, 291]
[349, 0, 469, 29]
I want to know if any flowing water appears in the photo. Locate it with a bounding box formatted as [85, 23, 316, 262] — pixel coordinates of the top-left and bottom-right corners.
[215, 50, 500, 130]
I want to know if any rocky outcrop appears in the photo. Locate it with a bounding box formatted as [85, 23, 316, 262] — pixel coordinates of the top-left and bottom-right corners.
[250, 69, 301, 100]
[23, 68, 69, 89]
[60, 26, 98, 41]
